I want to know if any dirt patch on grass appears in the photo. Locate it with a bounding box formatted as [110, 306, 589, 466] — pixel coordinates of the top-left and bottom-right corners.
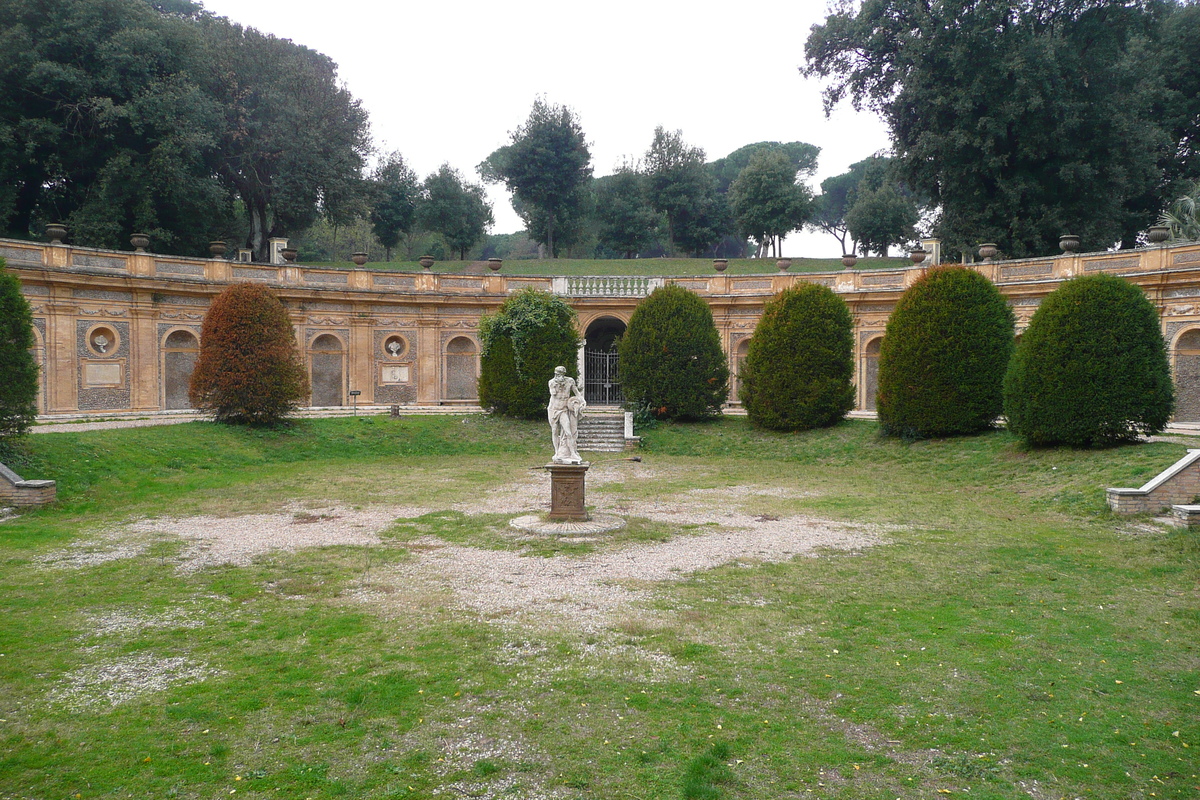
[38, 505, 429, 573]
[361, 514, 882, 633]
[47, 653, 222, 711]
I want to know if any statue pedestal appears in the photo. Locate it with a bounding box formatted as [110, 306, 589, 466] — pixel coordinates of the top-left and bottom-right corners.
[547, 462, 589, 521]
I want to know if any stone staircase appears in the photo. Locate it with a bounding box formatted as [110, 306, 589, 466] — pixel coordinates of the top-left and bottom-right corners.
[578, 412, 628, 452]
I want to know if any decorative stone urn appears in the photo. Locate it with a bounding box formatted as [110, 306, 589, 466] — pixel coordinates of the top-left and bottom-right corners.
[281, 247, 298, 263]
[713, 258, 728, 272]
[130, 233, 150, 252]
[488, 257, 503, 271]
[1148, 225, 1171, 245]
[351, 252, 368, 266]
[841, 253, 858, 268]
[208, 240, 228, 258]
[909, 247, 928, 265]
[45, 223, 67, 244]
[978, 243, 998, 262]
[776, 258, 792, 271]
[419, 255, 434, 269]
[1059, 234, 1080, 253]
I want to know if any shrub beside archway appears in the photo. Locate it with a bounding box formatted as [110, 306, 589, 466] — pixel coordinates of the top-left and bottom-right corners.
[740, 284, 855, 431]
[1003, 274, 1173, 446]
[877, 266, 1015, 438]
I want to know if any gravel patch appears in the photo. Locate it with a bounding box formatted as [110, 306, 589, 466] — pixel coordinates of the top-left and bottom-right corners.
[39, 505, 429, 573]
[364, 515, 882, 632]
[83, 607, 205, 637]
[47, 653, 221, 711]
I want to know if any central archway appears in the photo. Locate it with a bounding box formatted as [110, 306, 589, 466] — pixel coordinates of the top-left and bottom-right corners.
[583, 316, 626, 406]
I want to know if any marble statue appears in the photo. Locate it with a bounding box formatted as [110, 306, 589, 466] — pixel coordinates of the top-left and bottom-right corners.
[548, 365, 586, 464]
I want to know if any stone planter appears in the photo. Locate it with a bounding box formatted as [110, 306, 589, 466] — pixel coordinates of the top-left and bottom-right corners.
[419, 255, 434, 269]
[713, 259, 728, 272]
[1059, 234, 1080, 253]
[45, 223, 67, 244]
[978, 243, 998, 261]
[909, 248, 928, 265]
[1148, 225, 1171, 245]
[130, 233, 150, 252]
[281, 248, 298, 263]
[841, 253, 858, 268]
[776, 258, 792, 271]
[208, 240, 228, 258]
[488, 257, 503, 271]
[351, 252, 368, 266]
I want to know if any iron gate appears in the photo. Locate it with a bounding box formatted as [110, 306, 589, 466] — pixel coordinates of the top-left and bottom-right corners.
[585, 349, 623, 405]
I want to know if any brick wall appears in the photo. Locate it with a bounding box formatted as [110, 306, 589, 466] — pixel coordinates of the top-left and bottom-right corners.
[0, 463, 56, 508]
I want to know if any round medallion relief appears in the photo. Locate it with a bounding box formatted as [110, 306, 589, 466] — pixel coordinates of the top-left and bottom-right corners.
[86, 325, 119, 357]
[383, 335, 408, 359]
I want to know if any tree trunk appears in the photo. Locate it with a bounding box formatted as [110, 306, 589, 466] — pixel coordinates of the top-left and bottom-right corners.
[546, 217, 556, 259]
[248, 199, 269, 262]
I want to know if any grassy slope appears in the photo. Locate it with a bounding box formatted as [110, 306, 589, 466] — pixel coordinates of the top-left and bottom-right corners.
[1, 416, 1197, 799]
[301, 256, 909, 276]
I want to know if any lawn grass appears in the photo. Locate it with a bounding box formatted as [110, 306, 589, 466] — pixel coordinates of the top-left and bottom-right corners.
[300, 256, 910, 276]
[1, 415, 1197, 799]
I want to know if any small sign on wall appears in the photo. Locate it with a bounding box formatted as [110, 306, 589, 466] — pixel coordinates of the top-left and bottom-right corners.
[381, 365, 410, 384]
[84, 362, 122, 387]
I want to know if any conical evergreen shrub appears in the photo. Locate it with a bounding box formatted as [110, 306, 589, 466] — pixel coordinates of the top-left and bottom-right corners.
[0, 264, 40, 441]
[877, 266, 1015, 438]
[189, 282, 309, 425]
[619, 284, 729, 421]
[741, 283, 854, 431]
[1003, 274, 1173, 446]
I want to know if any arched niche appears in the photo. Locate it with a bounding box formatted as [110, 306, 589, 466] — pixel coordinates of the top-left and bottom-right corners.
[309, 333, 345, 407]
[162, 328, 199, 410]
[1173, 328, 1200, 422]
[444, 336, 478, 400]
[863, 337, 883, 411]
[583, 316, 627, 405]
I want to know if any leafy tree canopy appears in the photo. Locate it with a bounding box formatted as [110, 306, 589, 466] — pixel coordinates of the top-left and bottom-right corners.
[644, 127, 729, 257]
[480, 98, 592, 258]
[710, 141, 820, 193]
[805, 0, 1182, 257]
[594, 167, 661, 259]
[369, 151, 419, 261]
[728, 150, 814, 257]
[419, 164, 493, 260]
[844, 182, 918, 257]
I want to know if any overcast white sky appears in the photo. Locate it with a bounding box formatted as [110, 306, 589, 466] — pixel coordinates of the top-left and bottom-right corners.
[199, 0, 893, 257]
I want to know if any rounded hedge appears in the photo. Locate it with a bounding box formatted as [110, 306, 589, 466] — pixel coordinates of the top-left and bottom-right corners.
[741, 283, 854, 431]
[0, 265, 39, 441]
[189, 282, 309, 425]
[478, 288, 580, 419]
[618, 284, 729, 421]
[877, 266, 1015, 438]
[1003, 274, 1173, 447]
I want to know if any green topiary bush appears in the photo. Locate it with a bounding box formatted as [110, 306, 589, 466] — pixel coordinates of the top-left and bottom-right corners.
[478, 288, 580, 418]
[1003, 274, 1173, 447]
[0, 264, 40, 442]
[877, 266, 1015, 438]
[189, 282, 310, 425]
[740, 283, 855, 431]
[618, 284, 729, 420]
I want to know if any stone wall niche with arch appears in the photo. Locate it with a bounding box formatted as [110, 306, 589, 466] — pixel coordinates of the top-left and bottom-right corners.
[162, 328, 200, 410]
[1174, 328, 1200, 422]
[444, 336, 478, 401]
[308, 333, 346, 407]
[862, 336, 883, 411]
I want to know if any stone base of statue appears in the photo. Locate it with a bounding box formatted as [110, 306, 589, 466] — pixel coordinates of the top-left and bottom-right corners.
[547, 462, 589, 521]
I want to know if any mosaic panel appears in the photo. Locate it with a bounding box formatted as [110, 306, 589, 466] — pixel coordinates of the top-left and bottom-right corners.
[0, 245, 42, 264]
[156, 294, 208, 306]
[72, 253, 127, 270]
[373, 275, 417, 287]
[1174, 251, 1200, 265]
[1000, 263, 1053, 278]
[74, 289, 132, 301]
[21, 284, 49, 296]
[155, 261, 205, 276]
[232, 267, 278, 281]
[1084, 257, 1141, 271]
[307, 272, 349, 285]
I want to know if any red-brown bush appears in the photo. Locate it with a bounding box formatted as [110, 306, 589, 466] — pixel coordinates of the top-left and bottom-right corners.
[189, 283, 309, 425]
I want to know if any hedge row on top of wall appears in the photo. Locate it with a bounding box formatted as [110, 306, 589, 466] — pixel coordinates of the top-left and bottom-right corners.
[740, 283, 855, 431]
[1003, 273, 1173, 446]
[877, 266, 1015, 438]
